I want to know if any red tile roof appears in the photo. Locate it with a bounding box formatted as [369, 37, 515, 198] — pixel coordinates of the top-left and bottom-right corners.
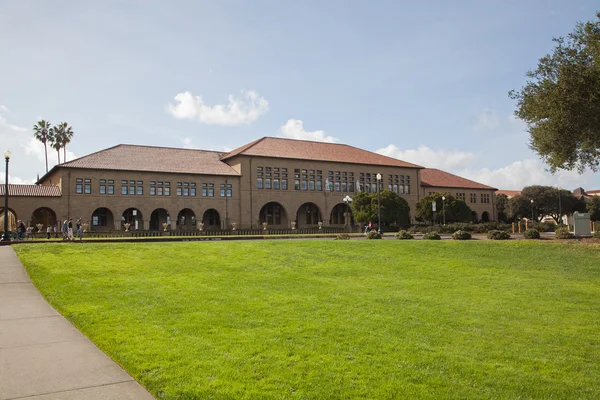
[0, 184, 61, 197]
[496, 190, 521, 198]
[58, 144, 240, 176]
[221, 137, 423, 168]
[586, 189, 600, 195]
[420, 168, 497, 190]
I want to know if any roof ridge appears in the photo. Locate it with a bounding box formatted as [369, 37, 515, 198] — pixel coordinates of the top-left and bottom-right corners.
[115, 143, 224, 154]
[220, 137, 268, 160]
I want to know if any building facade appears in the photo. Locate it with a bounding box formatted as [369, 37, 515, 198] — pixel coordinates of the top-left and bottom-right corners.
[1, 137, 497, 232]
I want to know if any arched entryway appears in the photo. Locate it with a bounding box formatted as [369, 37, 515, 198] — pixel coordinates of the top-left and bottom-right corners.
[92, 208, 114, 231]
[296, 202, 322, 229]
[30, 207, 57, 231]
[177, 208, 196, 231]
[259, 202, 288, 228]
[203, 209, 220, 230]
[122, 208, 143, 230]
[329, 203, 353, 226]
[481, 211, 490, 222]
[472, 211, 479, 223]
[150, 208, 171, 230]
[0, 208, 17, 232]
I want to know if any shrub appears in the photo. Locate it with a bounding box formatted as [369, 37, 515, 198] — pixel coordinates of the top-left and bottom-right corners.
[593, 230, 600, 239]
[524, 228, 541, 239]
[475, 222, 511, 233]
[422, 232, 441, 240]
[487, 230, 510, 240]
[335, 233, 350, 240]
[366, 230, 382, 240]
[555, 227, 574, 239]
[446, 222, 474, 233]
[396, 230, 414, 240]
[452, 230, 472, 240]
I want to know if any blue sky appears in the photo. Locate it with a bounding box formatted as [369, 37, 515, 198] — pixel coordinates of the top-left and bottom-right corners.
[1, 0, 598, 190]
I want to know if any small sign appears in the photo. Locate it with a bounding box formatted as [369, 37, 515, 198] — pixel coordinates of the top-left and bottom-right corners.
[133, 210, 137, 216]
[432, 201, 437, 212]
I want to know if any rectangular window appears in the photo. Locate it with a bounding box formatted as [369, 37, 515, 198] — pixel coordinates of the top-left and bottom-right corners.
[456, 193, 465, 201]
[335, 182, 340, 192]
[308, 180, 314, 191]
[470, 193, 477, 203]
[184, 187, 189, 196]
[129, 186, 135, 195]
[393, 184, 398, 193]
[301, 180, 307, 191]
[226, 184, 232, 197]
[76, 184, 83, 194]
[108, 185, 114, 195]
[265, 178, 271, 189]
[165, 187, 170, 196]
[316, 180, 322, 191]
[294, 179, 300, 190]
[220, 184, 226, 197]
[282, 179, 288, 190]
[257, 178, 263, 189]
[208, 184, 214, 197]
[177, 187, 182, 196]
[348, 182, 354, 192]
[84, 183, 91, 194]
[274, 179, 280, 190]
[150, 186, 156, 196]
[481, 194, 490, 204]
[157, 187, 163, 196]
[137, 181, 143, 186]
[137, 186, 143, 195]
[100, 185, 106, 194]
[121, 186, 127, 195]
[191, 188, 196, 196]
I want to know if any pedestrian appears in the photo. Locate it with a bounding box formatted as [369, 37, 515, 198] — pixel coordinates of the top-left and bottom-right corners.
[76, 218, 82, 241]
[16, 221, 26, 240]
[25, 226, 32, 240]
[67, 218, 74, 240]
[46, 225, 52, 239]
[62, 219, 69, 240]
[54, 224, 58, 238]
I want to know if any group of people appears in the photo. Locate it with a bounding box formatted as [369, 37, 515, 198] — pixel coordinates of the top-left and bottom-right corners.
[12, 219, 83, 240]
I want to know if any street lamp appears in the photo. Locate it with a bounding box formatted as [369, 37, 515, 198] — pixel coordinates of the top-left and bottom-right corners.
[376, 173, 382, 234]
[1, 150, 11, 242]
[343, 195, 352, 232]
[530, 199, 534, 222]
[558, 186, 562, 225]
[442, 196, 446, 226]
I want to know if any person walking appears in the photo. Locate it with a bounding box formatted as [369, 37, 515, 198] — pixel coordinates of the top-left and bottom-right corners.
[54, 224, 58, 238]
[16, 221, 26, 240]
[62, 220, 69, 240]
[67, 218, 74, 241]
[46, 225, 52, 240]
[76, 219, 83, 241]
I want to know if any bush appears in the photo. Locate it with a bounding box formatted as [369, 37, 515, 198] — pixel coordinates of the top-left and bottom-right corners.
[407, 225, 441, 234]
[335, 234, 350, 240]
[523, 228, 541, 239]
[396, 230, 414, 240]
[422, 232, 441, 240]
[593, 230, 600, 239]
[487, 230, 510, 240]
[475, 222, 511, 233]
[366, 230, 382, 240]
[446, 222, 474, 233]
[555, 227, 574, 239]
[452, 230, 472, 240]
[528, 221, 557, 232]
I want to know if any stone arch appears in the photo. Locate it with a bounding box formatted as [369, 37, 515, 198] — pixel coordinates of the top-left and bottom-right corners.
[0, 208, 18, 232]
[150, 208, 171, 231]
[481, 211, 490, 222]
[259, 202, 288, 228]
[30, 207, 57, 232]
[472, 211, 479, 223]
[296, 202, 322, 229]
[202, 209, 220, 230]
[177, 208, 196, 231]
[122, 208, 143, 231]
[91, 207, 114, 231]
[329, 203, 353, 226]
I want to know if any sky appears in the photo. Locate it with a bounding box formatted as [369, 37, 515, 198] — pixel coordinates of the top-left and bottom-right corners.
[1, 0, 599, 191]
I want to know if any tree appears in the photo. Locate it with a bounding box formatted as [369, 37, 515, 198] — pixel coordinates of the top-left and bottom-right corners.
[350, 190, 410, 227]
[515, 185, 586, 222]
[56, 122, 74, 162]
[48, 125, 62, 164]
[32, 120, 51, 173]
[415, 193, 472, 224]
[509, 13, 600, 173]
[508, 195, 532, 221]
[587, 196, 600, 221]
[496, 194, 511, 222]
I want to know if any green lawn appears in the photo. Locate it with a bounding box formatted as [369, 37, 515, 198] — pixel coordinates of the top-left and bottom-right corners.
[15, 241, 600, 399]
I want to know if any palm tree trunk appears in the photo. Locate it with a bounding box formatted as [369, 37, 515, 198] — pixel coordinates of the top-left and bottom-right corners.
[57, 149, 61, 165]
[44, 142, 48, 173]
[63, 146, 66, 163]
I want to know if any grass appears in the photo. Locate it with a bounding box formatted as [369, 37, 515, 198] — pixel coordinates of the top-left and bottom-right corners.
[15, 241, 600, 399]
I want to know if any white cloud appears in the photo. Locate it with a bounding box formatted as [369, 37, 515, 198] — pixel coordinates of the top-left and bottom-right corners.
[0, 105, 8, 111]
[0, 171, 34, 185]
[167, 90, 269, 126]
[473, 108, 499, 131]
[0, 113, 26, 132]
[278, 119, 339, 143]
[22, 137, 77, 166]
[181, 137, 199, 149]
[376, 144, 478, 169]
[458, 159, 598, 190]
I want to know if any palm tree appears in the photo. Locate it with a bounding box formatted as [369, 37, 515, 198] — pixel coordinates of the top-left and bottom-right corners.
[32, 120, 51, 173]
[59, 122, 74, 162]
[48, 125, 63, 165]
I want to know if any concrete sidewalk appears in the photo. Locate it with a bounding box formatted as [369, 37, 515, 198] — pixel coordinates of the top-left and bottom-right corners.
[0, 246, 154, 400]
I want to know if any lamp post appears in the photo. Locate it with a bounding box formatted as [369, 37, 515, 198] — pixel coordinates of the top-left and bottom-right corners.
[376, 173, 382, 234]
[442, 196, 446, 226]
[343, 195, 352, 232]
[530, 199, 534, 222]
[558, 186, 562, 225]
[1, 150, 11, 242]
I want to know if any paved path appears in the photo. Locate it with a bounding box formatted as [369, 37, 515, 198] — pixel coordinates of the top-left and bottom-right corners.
[0, 246, 154, 400]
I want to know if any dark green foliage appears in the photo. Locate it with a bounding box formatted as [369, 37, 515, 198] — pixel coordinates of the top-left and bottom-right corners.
[496, 194, 511, 222]
[529, 222, 557, 232]
[366, 230, 382, 240]
[351, 190, 410, 227]
[510, 186, 585, 222]
[335, 234, 350, 240]
[422, 232, 441, 240]
[487, 230, 510, 240]
[510, 13, 600, 172]
[415, 193, 472, 224]
[555, 227, 575, 239]
[524, 228, 541, 239]
[396, 230, 414, 240]
[473, 222, 511, 233]
[587, 197, 600, 221]
[452, 230, 472, 240]
[593, 230, 600, 239]
[446, 222, 475, 232]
